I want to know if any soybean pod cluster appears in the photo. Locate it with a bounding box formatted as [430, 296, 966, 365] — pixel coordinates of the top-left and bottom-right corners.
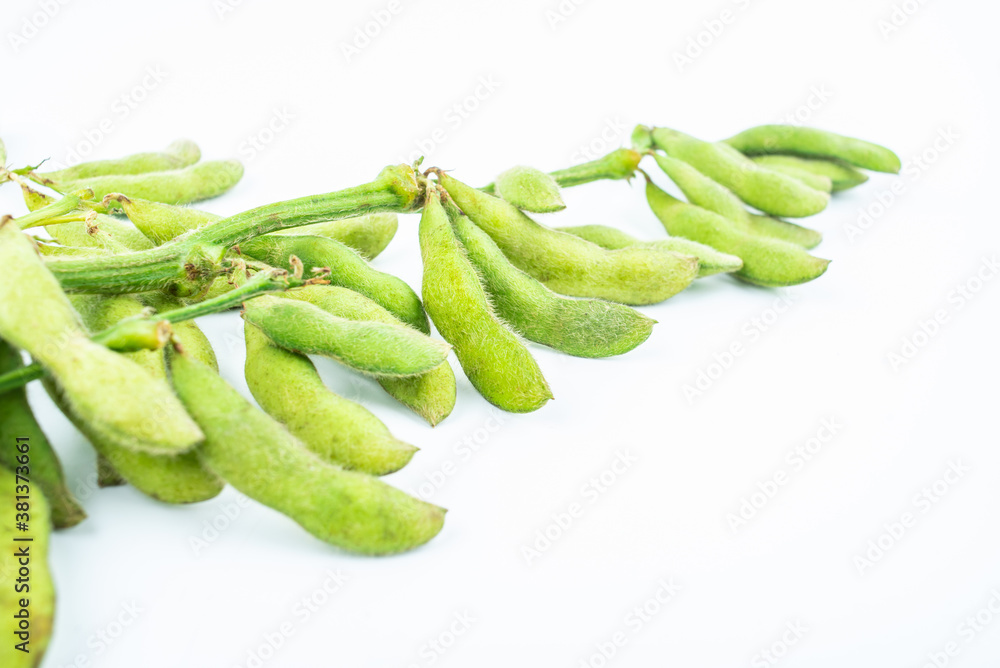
[0, 122, 897, 667]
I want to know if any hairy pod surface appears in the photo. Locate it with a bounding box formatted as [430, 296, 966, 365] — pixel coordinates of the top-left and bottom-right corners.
[167, 350, 446, 555]
[284, 286, 456, 426]
[724, 125, 901, 173]
[745, 157, 833, 192]
[243, 295, 449, 377]
[653, 152, 751, 224]
[238, 234, 429, 333]
[493, 166, 566, 213]
[419, 187, 551, 413]
[244, 322, 416, 475]
[650, 127, 829, 218]
[0, 340, 86, 528]
[439, 172, 697, 305]
[556, 225, 743, 277]
[34, 139, 200, 182]
[22, 186, 155, 252]
[270, 213, 399, 260]
[448, 209, 654, 358]
[749, 155, 869, 192]
[51, 160, 244, 206]
[114, 196, 221, 244]
[549, 148, 642, 187]
[645, 181, 829, 287]
[745, 214, 823, 250]
[0, 222, 203, 455]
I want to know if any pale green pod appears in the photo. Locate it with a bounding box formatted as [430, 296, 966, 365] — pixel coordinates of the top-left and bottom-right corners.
[245, 322, 416, 475]
[420, 187, 551, 413]
[0, 465, 54, 667]
[34, 139, 200, 182]
[22, 185, 155, 252]
[238, 234, 429, 332]
[650, 127, 830, 218]
[646, 180, 829, 287]
[59, 294, 223, 503]
[111, 195, 221, 244]
[167, 350, 446, 555]
[34, 242, 105, 258]
[724, 125, 901, 173]
[51, 160, 244, 205]
[746, 213, 822, 250]
[0, 340, 86, 528]
[242, 295, 449, 378]
[283, 286, 456, 426]
[750, 155, 868, 192]
[138, 293, 220, 370]
[492, 166, 566, 213]
[631, 124, 654, 152]
[746, 157, 833, 192]
[0, 222, 203, 456]
[97, 453, 126, 487]
[652, 152, 752, 224]
[269, 213, 399, 260]
[555, 224, 743, 277]
[549, 148, 643, 187]
[449, 210, 655, 358]
[439, 172, 698, 305]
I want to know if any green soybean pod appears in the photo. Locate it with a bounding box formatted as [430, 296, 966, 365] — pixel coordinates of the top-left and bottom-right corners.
[268, 213, 399, 260]
[746, 213, 822, 250]
[0, 340, 86, 528]
[724, 125, 901, 173]
[167, 349, 446, 555]
[745, 156, 833, 193]
[0, 221, 203, 456]
[238, 234, 429, 333]
[34, 139, 201, 183]
[491, 166, 566, 213]
[556, 225, 743, 277]
[97, 454, 126, 487]
[448, 209, 654, 358]
[245, 322, 416, 475]
[52, 160, 244, 205]
[22, 185, 155, 252]
[652, 152, 752, 224]
[420, 186, 551, 413]
[650, 127, 829, 218]
[438, 172, 698, 305]
[243, 295, 449, 378]
[59, 295, 223, 503]
[283, 286, 456, 426]
[646, 180, 829, 287]
[750, 155, 869, 192]
[0, 465, 54, 667]
[108, 195, 221, 245]
[549, 148, 643, 187]
[137, 293, 220, 370]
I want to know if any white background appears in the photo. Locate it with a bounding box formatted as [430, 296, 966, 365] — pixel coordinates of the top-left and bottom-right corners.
[2, 0, 999, 666]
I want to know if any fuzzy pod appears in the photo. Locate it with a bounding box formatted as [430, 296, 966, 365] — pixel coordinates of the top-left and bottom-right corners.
[0, 465, 54, 667]
[57, 295, 223, 503]
[420, 187, 551, 413]
[746, 214, 823, 250]
[448, 209, 655, 358]
[492, 166, 566, 213]
[556, 224, 743, 277]
[646, 180, 829, 287]
[50, 160, 244, 206]
[137, 294, 219, 370]
[631, 125, 654, 152]
[650, 127, 829, 218]
[244, 322, 416, 475]
[34, 139, 200, 183]
[243, 295, 449, 378]
[269, 213, 399, 260]
[0, 340, 86, 528]
[167, 349, 446, 555]
[283, 286, 456, 426]
[97, 453, 126, 487]
[439, 172, 698, 305]
[750, 155, 868, 192]
[747, 157, 833, 193]
[724, 125, 901, 173]
[238, 234, 429, 333]
[22, 185, 155, 252]
[0, 222, 203, 455]
[548, 148, 643, 187]
[653, 152, 751, 224]
[111, 195, 221, 245]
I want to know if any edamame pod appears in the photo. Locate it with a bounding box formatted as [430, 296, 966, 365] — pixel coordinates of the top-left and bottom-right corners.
[645, 180, 829, 287]
[438, 172, 698, 305]
[0, 221, 203, 456]
[245, 322, 416, 475]
[238, 234, 429, 332]
[167, 350, 446, 555]
[555, 225, 743, 277]
[110, 195, 221, 245]
[22, 185, 154, 252]
[549, 148, 642, 187]
[650, 127, 829, 218]
[33, 139, 200, 182]
[242, 295, 449, 378]
[749, 155, 868, 192]
[449, 210, 655, 358]
[0, 340, 85, 528]
[0, 465, 54, 667]
[745, 156, 832, 192]
[269, 213, 399, 260]
[724, 125, 901, 173]
[492, 166, 565, 213]
[746, 213, 822, 250]
[50, 160, 244, 206]
[283, 286, 456, 426]
[420, 186, 551, 413]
